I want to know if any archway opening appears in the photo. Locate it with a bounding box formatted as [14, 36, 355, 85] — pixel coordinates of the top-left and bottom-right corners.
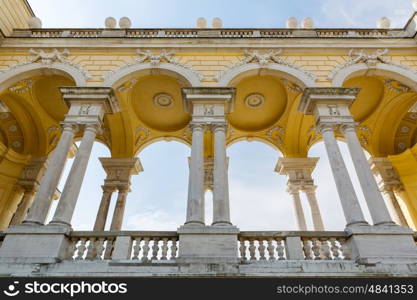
[123, 140, 190, 230]
[308, 141, 373, 230]
[227, 140, 292, 230]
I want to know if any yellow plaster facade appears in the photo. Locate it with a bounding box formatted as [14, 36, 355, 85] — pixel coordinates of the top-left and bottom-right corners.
[0, 1, 417, 230]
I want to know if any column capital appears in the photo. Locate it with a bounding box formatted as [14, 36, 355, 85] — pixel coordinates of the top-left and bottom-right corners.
[60, 86, 120, 126]
[100, 157, 143, 187]
[182, 87, 236, 124]
[301, 185, 318, 194]
[276, 157, 319, 188]
[211, 122, 228, 132]
[368, 157, 403, 191]
[340, 122, 359, 133]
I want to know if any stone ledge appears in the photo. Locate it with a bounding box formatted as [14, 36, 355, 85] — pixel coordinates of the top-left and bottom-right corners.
[345, 224, 414, 236]
[4, 224, 70, 235]
[177, 225, 239, 235]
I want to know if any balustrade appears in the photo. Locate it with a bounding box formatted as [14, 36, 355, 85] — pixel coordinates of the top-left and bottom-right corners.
[12, 28, 407, 39]
[238, 232, 352, 261]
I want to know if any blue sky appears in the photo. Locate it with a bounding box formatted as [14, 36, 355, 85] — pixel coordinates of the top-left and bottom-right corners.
[33, 0, 409, 231]
[29, 0, 414, 28]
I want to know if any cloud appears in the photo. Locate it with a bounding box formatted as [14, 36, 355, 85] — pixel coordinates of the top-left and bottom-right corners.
[125, 211, 183, 231]
[319, 0, 412, 28]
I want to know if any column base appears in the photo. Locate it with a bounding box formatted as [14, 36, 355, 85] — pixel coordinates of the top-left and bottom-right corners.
[0, 224, 70, 264]
[345, 223, 417, 264]
[177, 225, 240, 263]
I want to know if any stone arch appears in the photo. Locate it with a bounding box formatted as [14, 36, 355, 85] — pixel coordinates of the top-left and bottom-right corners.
[331, 62, 417, 90]
[216, 62, 317, 88]
[0, 62, 87, 92]
[103, 62, 202, 88]
[227, 136, 284, 155]
[135, 136, 191, 156]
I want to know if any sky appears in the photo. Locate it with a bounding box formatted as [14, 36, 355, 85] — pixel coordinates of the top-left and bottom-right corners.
[33, 0, 410, 232]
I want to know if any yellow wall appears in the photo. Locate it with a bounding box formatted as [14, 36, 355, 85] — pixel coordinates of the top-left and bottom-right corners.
[389, 144, 417, 230]
[0, 0, 33, 36]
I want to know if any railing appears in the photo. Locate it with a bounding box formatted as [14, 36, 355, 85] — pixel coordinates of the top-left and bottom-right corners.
[67, 231, 178, 262]
[238, 231, 351, 261]
[10, 28, 410, 39]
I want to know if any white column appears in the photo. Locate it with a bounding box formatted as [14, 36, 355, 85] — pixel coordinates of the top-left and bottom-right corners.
[93, 186, 114, 231]
[320, 125, 367, 226]
[212, 123, 231, 226]
[185, 123, 205, 226]
[50, 124, 98, 227]
[383, 189, 408, 227]
[342, 124, 394, 225]
[24, 124, 76, 225]
[303, 186, 325, 231]
[10, 188, 37, 225]
[288, 186, 307, 231]
[110, 187, 129, 231]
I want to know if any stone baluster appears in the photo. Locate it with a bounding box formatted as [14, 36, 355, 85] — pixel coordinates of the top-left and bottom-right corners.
[369, 157, 409, 227]
[185, 123, 205, 226]
[298, 88, 368, 227]
[24, 124, 77, 225]
[341, 124, 394, 225]
[212, 123, 231, 226]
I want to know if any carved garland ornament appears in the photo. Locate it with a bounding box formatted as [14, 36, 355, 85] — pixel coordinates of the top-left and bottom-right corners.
[105, 50, 204, 83]
[0, 49, 92, 80]
[328, 49, 417, 80]
[214, 50, 316, 82]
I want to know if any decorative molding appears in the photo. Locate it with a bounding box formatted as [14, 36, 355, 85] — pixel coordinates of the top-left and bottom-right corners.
[215, 50, 316, 82]
[328, 49, 417, 80]
[134, 126, 151, 146]
[0, 49, 91, 80]
[103, 50, 204, 83]
[8, 79, 33, 94]
[117, 78, 137, 93]
[384, 79, 411, 93]
[266, 125, 285, 145]
[282, 78, 303, 94]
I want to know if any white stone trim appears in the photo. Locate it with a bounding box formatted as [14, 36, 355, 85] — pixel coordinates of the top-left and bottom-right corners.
[216, 62, 317, 88]
[331, 62, 417, 91]
[103, 62, 202, 88]
[0, 62, 88, 92]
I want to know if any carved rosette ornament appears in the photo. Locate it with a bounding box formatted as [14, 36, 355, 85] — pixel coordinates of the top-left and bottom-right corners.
[153, 93, 174, 108]
[245, 93, 265, 109]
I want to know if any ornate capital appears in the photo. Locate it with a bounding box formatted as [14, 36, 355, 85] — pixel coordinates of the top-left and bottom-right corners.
[100, 157, 143, 187]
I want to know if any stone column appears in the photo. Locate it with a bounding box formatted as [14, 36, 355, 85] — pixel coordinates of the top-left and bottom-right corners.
[24, 124, 77, 225]
[369, 157, 408, 226]
[93, 186, 115, 231]
[50, 124, 99, 227]
[185, 123, 205, 226]
[10, 187, 37, 226]
[288, 186, 307, 230]
[110, 187, 129, 231]
[303, 186, 325, 231]
[319, 125, 367, 226]
[212, 123, 231, 226]
[342, 124, 393, 225]
[94, 157, 142, 231]
[276, 157, 325, 231]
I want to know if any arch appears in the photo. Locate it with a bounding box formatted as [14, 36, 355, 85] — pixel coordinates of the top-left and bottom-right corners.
[331, 62, 417, 90]
[135, 136, 191, 156]
[103, 62, 202, 88]
[216, 62, 317, 88]
[0, 62, 87, 92]
[227, 136, 283, 155]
